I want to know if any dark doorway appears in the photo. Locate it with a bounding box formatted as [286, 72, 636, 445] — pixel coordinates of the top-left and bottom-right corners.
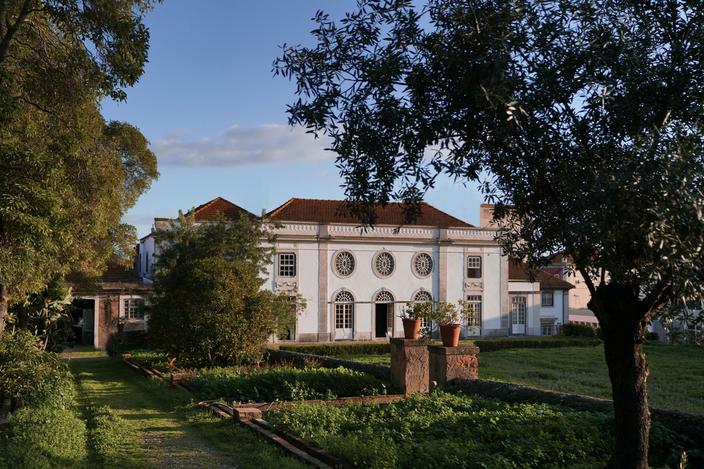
[375, 303, 389, 338]
[71, 299, 94, 345]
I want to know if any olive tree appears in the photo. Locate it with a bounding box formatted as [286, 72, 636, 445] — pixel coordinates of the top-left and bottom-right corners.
[275, 1, 704, 467]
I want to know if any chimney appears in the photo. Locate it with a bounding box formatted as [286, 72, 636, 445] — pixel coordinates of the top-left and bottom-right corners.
[479, 204, 497, 228]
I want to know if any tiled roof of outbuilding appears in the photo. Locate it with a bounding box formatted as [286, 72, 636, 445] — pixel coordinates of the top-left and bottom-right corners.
[266, 198, 473, 228]
[189, 197, 256, 221]
[508, 259, 574, 290]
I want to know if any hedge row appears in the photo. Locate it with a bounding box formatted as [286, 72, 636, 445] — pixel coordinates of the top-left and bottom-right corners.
[278, 337, 600, 356]
[0, 376, 87, 468]
[472, 337, 601, 352]
[278, 342, 391, 356]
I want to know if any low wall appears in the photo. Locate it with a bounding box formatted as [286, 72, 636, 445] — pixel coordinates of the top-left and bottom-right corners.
[266, 348, 390, 381]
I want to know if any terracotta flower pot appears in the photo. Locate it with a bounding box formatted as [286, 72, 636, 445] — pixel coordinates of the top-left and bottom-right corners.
[402, 318, 421, 340]
[440, 324, 461, 347]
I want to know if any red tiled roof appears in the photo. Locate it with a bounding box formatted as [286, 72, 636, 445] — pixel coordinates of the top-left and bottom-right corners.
[508, 259, 574, 290]
[67, 258, 150, 293]
[266, 198, 472, 228]
[189, 197, 256, 222]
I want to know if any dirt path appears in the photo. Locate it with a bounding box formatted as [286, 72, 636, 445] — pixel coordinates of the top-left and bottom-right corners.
[65, 349, 239, 469]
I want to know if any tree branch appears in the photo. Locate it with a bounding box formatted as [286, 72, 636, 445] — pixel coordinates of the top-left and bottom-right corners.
[0, 0, 35, 65]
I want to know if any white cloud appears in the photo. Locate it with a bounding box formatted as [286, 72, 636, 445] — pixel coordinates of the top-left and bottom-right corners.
[152, 124, 333, 166]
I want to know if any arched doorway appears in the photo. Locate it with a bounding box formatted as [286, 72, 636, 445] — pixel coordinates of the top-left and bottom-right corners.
[374, 290, 394, 338]
[334, 290, 355, 340]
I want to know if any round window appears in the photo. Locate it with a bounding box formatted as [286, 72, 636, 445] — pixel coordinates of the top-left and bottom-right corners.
[333, 251, 355, 277]
[374, 251, 395, 277]
[413, 252, 433, 277]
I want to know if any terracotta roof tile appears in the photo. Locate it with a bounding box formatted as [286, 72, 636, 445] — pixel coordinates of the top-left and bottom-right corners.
[265, 198, 472, 228]
[508, 259, 574, 290]
[189, 197, 256, 222]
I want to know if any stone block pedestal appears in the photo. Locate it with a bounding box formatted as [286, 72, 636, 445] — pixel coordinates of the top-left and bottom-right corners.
[390, 338, 430, 394]
[429, 345, 479, 389]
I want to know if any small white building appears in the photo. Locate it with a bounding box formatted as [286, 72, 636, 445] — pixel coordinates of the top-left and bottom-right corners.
[137, 197, 573, 343]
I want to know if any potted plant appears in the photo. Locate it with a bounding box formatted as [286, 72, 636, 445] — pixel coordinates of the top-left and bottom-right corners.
[399, 301, 432, 339]
[434, 302, 462, 347]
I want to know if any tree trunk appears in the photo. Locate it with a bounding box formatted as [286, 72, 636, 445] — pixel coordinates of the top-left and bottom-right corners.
[0, 283, 7, 336]
[589, 284, 651, 469]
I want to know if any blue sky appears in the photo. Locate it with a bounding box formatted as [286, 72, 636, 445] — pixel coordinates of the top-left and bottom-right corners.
[105, 0, 483, 237]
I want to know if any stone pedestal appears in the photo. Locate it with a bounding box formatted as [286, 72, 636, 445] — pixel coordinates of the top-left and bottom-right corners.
[390, 338, 430, 394]
[429, 345, 479, 389]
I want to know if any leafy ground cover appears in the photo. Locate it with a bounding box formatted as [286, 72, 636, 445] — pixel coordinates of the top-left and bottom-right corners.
[339, 343, 704, 414]
[184, 365, 389, 403]
[66, 349, 306, 469]
[0, 369, 88, 468]
[267, 391, 695, 468]
[0, 331, 88, 468]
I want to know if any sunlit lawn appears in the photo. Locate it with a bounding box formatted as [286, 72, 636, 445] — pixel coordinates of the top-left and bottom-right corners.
[66, 350, 306, 469]
[340, 342, 704, 414]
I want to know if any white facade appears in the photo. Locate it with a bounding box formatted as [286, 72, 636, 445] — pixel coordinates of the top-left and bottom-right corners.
[138, 199, 572, 342]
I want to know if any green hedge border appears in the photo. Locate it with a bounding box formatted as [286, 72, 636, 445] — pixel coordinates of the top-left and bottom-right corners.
[276, 337, 600, 356]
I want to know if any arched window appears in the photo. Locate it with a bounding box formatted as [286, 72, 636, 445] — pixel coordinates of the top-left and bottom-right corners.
[334, 291, 354, 336]
[375, 290, 394, 303]
[413, 290, 433, 329]
[413, 290, 433, 303]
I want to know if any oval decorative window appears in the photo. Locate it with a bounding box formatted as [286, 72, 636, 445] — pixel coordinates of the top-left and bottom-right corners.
[413, 252, 433, 277]
[333, 251, 355, 277]
[373, 251, 395, 277]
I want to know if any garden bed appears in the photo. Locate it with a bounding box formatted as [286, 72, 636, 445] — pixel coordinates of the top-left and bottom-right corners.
[266, 391, 696, 469]
[183, 365, 389, 403]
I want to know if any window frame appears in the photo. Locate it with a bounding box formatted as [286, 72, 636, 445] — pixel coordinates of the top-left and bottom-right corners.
[541, 290, 554, 307]
[412, 252, 434, 278]
[511, 296, 527, 325]
[332, 250, 356, 278]
[464, 295, 482, 327]
[278, 252, 297, 278]
[334, 291, 354, 330]
[121, 296, 145, 321]
[466, 255, 482, 278]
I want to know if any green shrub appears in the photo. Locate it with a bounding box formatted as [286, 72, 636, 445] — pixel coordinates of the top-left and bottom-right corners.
[105, 330, 150, 356]
[473, 337, 601, 352]
[185, 366, 388, 402]
[0, 375, 87, 469]
[278, 342, 391, 356]
[0, 330, 68, 405]
[279, 337, 600, 357]
[128, 349, 171, 371]
[561, 323, 597, 337]
[86, 405, 143, 467]
[267, 391, 694, 469]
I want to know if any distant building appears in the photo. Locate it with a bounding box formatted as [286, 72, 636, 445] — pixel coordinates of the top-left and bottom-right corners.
[131, 197, 573, 345]
[68, 260, 151, 349]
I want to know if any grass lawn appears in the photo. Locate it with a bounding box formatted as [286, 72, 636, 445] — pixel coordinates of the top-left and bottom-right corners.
[339, 342, 704, 414]
[65, 349, 306, 469]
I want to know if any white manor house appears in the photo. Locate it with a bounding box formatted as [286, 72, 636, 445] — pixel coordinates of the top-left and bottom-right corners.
[134, 197, 573, 343]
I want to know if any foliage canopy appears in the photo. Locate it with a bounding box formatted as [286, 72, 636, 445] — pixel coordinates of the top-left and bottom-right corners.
[148, 213, 303, 367]
[0, 0, 160, 331]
